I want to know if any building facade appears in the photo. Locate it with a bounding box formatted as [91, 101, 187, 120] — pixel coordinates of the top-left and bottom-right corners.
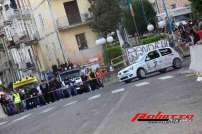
[29, 0, 103, 71]
[155, 0, 190, 14]
[0, 0, 39, 82]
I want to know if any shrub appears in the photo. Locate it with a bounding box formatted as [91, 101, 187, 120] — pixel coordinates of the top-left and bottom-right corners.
[140, 34, 162, 44]
[103, 44, 122, 65]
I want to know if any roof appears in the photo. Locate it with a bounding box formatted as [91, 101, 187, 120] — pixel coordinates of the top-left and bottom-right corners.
[13, 76, 38, 89]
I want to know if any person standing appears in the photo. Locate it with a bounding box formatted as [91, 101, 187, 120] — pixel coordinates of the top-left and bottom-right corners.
[88, 68, 99, 90]
[12, 91, 22, 113]
[95, 68, 104, 88]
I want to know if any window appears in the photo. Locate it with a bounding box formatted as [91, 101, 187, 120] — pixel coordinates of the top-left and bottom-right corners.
[38, 14, 44, 29]
[146, 50, 160, 61]
[171, 4, 176, 9]
[63, 1, 81, 25]
[76, 33, 88, 50]
[159, 48, 172, 56]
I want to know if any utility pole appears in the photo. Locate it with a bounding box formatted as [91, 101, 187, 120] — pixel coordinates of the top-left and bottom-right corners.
[47, 0, 67, 63]
[162, 0, 175, 38]
[127, 0, 140, 40]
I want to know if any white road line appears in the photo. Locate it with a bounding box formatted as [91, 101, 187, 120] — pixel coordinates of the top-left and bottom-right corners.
[0, 121, 8, 126]
[158, 75, 174, 80]
[40, 107, 54, 114]
[92, 90, 129, 134]
[134, 82, 150, 87]
[12, 114, 31, 123]
[112, 88, 125, 94]
[64, 101, 78, 107]
[88, 94, 101, 100]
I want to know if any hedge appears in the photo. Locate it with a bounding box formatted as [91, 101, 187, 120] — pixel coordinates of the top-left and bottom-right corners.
[103, 44, 123, 65]
[140, 34, 163, 44]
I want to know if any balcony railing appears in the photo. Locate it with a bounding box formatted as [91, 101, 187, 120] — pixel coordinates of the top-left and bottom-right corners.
[12, 32, 39, 45]
[56, 13, 92, 30]
[3, 8, 32, 23]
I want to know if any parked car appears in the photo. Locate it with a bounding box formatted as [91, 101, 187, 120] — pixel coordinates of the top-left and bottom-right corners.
[58, 69, 90, 93]
[117, 47, 183, 83]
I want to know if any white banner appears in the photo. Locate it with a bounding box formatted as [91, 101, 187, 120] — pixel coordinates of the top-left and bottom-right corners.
[127, 40, 170, 64]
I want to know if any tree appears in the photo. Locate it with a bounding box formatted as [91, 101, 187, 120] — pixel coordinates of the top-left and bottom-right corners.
[123, 0, 156, 35]
[89, 0, 122, 37]
[189, 0, 202, 18]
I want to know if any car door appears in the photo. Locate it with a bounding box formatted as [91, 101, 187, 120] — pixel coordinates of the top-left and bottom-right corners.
[145, 50, 161, 72]
[159, 48, 173, 68]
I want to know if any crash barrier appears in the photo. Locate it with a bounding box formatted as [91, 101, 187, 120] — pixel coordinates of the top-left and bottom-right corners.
[2, 78, 104, 115]
[189, 44, 202, 75]
[111, 55, 126, 69]
[102, 71, 118, 84]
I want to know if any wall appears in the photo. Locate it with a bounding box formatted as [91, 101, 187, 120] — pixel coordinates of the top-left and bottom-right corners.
[60, 25, 103, 64]
[29, 0, 103, 69]
[29, 0, 66, 71]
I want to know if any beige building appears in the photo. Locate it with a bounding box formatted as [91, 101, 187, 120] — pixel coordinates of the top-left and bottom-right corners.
[29, 0, 103, 71]
[155, 0, 190, 13]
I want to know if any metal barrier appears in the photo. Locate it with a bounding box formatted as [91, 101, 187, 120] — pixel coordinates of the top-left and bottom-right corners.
[189, 44, 202, 76]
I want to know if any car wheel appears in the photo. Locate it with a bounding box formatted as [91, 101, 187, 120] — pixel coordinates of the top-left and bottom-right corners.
[124, 79, 132, 83]
[159, 68, 167, 73]
[137, 68, 146, 79]
[173, 58, 182, 69]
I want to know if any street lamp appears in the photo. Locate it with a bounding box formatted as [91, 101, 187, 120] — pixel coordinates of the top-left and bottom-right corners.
[96, 36, 114, 46]
[106, 36, 114, 43]
[96, 38, 106, 46]
[147, 24, 154, 32]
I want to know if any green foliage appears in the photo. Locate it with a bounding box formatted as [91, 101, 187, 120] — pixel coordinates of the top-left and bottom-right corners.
[140, 34, 162, 44]
[89, 0, 122, 37]
[123, 0, 156, 35]
[103, 44, 123, 65]
[189, 0, 202, 18]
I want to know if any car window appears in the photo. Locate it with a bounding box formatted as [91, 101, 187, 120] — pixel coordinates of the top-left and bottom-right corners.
[146, 50, 160, 61]
[159, 48, 172, 56]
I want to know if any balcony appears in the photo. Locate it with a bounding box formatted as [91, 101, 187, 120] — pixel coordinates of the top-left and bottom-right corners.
[12, 32, 39, 45]
[0, 56, 9, 72]
[3, 8, 32, 24]
[56, 13, 92, 31]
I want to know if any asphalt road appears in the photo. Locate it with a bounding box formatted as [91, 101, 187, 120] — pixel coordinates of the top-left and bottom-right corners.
[1, 63, 202, 133]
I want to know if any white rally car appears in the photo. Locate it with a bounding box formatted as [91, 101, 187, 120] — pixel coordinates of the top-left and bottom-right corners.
[118, 47, 183, 83]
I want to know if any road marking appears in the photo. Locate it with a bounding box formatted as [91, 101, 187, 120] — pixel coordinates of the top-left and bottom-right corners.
[112, 88, 125, 94]
[134, 82, 150, 87]
[0, 121, 8, 126]
[158, 75, 174, 80]
[88, 94, 101, 100]
[92, 90, 128, 134]
[12, 114, 31, 123]
[64, 101, 78, 107]
[40, 107, 54, 114]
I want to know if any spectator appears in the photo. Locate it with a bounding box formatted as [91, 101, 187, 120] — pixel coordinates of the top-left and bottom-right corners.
[88, 68, 99, 90]
[189, 29, 200, 45]
[40, 82, 50, 103]
[95, 68, 104, 88]
[12, 90, 23, 113]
